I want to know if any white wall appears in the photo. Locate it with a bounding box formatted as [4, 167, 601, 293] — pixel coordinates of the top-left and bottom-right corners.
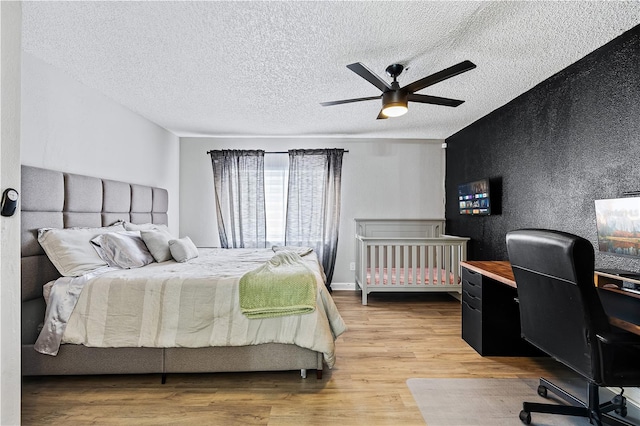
[0, 2, 22, 423]
[180, 137, 446, 285]
[21, 53, 180, 233]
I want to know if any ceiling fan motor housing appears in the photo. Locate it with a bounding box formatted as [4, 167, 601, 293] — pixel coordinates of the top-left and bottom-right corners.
[382, 89, 408, 108]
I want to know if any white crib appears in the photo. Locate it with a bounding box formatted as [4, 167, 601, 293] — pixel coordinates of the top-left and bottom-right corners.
[354, 219, 470, 305]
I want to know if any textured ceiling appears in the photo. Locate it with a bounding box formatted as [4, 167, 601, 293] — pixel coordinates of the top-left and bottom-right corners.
[21, 1, 640, 139]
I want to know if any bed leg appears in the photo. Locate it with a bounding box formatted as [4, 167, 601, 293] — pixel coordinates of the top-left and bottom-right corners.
[316, 369, 322, 380]
[300, 369, 307, 379]
[161, 373, 167, 384]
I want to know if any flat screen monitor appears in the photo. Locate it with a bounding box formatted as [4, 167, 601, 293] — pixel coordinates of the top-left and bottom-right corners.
[594, 197, 640, 259]
[458, 178, 490, 216]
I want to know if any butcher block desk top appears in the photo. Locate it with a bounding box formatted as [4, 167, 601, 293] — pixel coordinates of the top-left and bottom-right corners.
[460, 261, 516, 288]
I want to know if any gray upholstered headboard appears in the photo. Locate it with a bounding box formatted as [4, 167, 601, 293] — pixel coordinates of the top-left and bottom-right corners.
[21, 165, 168, 344]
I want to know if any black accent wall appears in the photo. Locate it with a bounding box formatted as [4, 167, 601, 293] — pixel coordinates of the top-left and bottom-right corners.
[445, 25, 640, 272]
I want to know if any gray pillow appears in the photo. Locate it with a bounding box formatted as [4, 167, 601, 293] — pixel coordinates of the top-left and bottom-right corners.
[169, 236, 199, 263]
[91, 231, 154, 269]
[140, 229, 173, 262]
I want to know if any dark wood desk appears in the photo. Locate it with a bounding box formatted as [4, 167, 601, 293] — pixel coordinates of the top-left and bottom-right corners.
[460, 261, 640, 342]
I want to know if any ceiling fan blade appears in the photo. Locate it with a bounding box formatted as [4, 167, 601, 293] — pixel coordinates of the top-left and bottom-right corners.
[403, 60, 476, 94]
[376, 110, 388, 120]
[347, 63, 392, 92]
[320, 96, 380, 107]
[408, 94, 465, 107]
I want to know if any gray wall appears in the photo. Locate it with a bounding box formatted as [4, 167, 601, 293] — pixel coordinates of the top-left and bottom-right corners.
[445, 25, 640, 273]
[180, 137, 446, 285]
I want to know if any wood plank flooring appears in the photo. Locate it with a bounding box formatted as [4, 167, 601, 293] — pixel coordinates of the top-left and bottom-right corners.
[22, 291, 564, 425]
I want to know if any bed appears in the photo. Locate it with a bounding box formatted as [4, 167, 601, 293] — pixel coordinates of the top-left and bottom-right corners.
[354, 219, 469, 305]
[21, 165, 345, 379]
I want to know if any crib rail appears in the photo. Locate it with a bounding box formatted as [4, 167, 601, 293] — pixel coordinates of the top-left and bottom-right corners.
[355, 235, 469, 305]
[355, 218, 445, 239]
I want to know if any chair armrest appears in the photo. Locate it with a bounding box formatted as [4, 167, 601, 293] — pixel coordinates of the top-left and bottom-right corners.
[596, 330, 640, 346]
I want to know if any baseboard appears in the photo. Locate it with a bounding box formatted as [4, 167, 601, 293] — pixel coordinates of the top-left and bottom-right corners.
[330, 282, 356, 291]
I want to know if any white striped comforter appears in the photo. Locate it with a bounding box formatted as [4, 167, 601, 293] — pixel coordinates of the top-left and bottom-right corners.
[37, 249, 346, 367]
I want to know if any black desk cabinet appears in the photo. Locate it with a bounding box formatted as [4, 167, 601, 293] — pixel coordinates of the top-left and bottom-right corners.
[461, 267, 541, 356]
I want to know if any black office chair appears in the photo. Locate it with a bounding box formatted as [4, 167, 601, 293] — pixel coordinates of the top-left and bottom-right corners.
[506, 229, 640, 426]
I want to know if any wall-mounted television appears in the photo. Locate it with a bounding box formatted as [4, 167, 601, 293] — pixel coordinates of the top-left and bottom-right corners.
[594, 197, 640, 259]
[458, 178, 491, 216]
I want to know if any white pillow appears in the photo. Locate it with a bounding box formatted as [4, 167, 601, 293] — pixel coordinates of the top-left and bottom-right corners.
[124, 222, 170, 233]
[91, 231, 154, 269]
[37, 223, 126, 276]
[140, 229, 174, 262]
[169, 236, 199, 263]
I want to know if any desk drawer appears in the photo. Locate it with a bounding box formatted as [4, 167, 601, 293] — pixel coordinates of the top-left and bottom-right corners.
[462, 267, 482, 286]
[462, 300, 483, 353]
[462, 288, 482, 310]
[463, 279, 482, 299]
[462, 269, 483, 300]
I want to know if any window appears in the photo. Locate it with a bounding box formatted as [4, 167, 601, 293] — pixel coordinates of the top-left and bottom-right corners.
[264, 153, 288, 246]
[210, 148, 344, 286]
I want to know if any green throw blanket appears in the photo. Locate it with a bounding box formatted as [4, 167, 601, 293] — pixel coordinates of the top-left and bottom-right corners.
[239, 251, 317, 319]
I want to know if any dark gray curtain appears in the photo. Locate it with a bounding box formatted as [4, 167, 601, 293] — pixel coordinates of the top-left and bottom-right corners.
[209, 150, 266, 248]
[285, 149, 344, 286]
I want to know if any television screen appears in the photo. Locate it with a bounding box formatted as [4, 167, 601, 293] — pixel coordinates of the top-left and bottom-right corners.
[594, 197, 640, 258]
[458, 178, 490, 215]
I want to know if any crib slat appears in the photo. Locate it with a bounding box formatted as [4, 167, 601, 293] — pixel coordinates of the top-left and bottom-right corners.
[452, 244, 460, 286]
[369, 243, 376, 286]
[411, 245, 417, 286]
[375, 245, 380, 286]
[377, 244, 382, 285]
[437, 244, 443, 285]
[428, 245, 440, 285]
[384, 246, 393, 285]
[443, 245, 448, 284]
[430, 245, 434, 285]
[400, 244, 411, 285]
[380, 244, 384, 285]
[419, 245, 425, 286]
[394, 245, 401, 286]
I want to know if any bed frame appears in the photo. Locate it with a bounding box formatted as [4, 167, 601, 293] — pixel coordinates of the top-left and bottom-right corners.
[21, 165, 323, 379]
[354, 219, 469, 305]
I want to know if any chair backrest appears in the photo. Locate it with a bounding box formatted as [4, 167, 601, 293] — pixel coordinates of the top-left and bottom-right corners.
[506, 229, 610, 382]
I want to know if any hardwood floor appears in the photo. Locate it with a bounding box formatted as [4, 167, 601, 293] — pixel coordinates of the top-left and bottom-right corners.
[21, 291, 563, 425]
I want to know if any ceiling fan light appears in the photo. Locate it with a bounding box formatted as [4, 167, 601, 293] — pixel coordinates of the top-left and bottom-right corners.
[382, 103, 408, 117]
[381, 90, 408, 118]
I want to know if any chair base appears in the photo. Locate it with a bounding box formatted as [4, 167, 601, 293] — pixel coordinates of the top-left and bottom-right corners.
[519, 377, 634, 426]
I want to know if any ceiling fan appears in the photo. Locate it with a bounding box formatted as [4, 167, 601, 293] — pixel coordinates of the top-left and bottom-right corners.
[321, 60, 476, 119]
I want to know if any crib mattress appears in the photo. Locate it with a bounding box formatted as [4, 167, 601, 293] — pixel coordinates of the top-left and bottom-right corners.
[367, 267, 458, 286]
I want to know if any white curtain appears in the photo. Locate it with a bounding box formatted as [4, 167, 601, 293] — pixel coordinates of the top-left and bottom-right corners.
[209, 150, 266, 248]
[285, 149, 344, 287]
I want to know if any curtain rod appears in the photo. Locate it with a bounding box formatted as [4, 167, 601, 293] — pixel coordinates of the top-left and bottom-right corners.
[206, 150, 349, 155]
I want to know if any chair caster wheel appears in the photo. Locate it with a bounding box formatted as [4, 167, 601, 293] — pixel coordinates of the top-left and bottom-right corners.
[519, 410, 531, 424]
[537, 385, 548, 398]
[613, 394, 627, 417]
[615, 406, 628, 417]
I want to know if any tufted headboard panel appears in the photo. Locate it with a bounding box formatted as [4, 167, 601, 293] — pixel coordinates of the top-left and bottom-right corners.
[20, 165, 168, 344]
